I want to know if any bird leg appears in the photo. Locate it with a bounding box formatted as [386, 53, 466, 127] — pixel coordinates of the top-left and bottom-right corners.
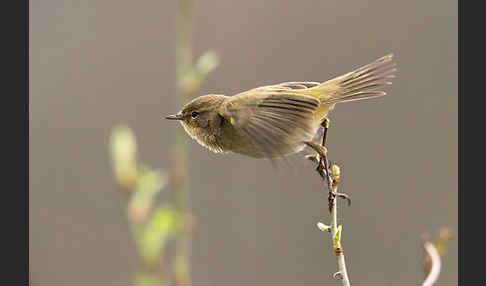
[316, 118, 329, 178]
[305, 118, 351, 212]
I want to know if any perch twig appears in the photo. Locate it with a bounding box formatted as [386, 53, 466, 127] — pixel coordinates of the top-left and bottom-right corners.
[307, 119, 351, 286]
[421, 228, 452, 286]
[422, 241, 441, 286]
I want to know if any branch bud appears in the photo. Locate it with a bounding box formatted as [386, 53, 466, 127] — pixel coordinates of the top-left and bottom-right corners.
[317, 222, 331, 232]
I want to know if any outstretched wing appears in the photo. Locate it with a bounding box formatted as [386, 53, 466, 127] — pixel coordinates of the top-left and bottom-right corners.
[250, 81, 321, 92]
[220, 88, 320, 159]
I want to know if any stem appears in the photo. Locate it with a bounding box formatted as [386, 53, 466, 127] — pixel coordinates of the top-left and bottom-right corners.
[321, 134, 351, 286]
[171, 0, 194, 285]
[308, 122, 351, 286]
[330, 185, 350, 286]
[176, 0, 193, 84]
[422, 241, 441, 286]
[171, 1, 219, 284]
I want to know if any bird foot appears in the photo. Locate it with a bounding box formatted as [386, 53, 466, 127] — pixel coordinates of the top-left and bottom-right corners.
[330, 191, 351, 206]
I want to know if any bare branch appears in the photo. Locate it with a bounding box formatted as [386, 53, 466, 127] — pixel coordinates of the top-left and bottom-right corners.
[422, 241, 442, 286]
[307, 121, 351, 286]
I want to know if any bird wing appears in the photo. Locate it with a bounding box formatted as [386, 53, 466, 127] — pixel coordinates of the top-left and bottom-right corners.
[219, 88, 320, 159]
[249, 81, 322, 92]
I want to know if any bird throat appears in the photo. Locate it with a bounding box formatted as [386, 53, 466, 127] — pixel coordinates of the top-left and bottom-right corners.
[179, 121, 224, 154]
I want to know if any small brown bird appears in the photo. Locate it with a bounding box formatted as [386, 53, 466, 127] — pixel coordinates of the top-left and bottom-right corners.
[166, 54, 396, 159]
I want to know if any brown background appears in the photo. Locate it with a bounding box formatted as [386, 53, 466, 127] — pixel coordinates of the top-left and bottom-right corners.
[30, 0, 457, 285]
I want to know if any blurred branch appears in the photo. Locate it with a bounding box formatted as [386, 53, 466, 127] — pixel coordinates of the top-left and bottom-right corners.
[422, 241, 441, 286]
[108, 2, 219, 285]
[307, 121, 351, 286]
[110, 125, 177, 286]
[180, 51, 220, 95]
[170, 1, 219, 286]
[421, 228, 453, 286]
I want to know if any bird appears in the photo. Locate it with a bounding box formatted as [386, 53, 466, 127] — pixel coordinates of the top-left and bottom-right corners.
[166, 54, 396, 160]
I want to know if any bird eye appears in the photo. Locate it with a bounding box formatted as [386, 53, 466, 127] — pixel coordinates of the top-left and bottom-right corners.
[191, 111, 199, 118]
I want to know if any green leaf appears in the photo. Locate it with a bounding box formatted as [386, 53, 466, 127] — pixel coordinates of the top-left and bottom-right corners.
[196, 51, 220, 76]
[180, 51, 220, 94]
[128, 168, 168, 223]
[135, 273, 165, 286]
[136, 205, 180, 264]
[110, 125, 138, 189]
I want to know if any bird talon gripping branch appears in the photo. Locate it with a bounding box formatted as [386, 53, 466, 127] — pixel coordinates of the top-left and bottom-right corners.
[335, 192, 351, 206]
[333, 270, 344, 280]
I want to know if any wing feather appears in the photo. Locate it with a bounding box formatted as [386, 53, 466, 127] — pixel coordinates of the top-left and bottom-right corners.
[220, 91, 320, 159]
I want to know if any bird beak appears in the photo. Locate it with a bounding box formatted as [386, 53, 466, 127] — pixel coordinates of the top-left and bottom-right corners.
[165, 114, 184, 120]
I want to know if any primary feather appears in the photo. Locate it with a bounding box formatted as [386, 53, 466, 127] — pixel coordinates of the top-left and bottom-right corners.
[220, 92, 320, 158]
[219, 54, 396, 159]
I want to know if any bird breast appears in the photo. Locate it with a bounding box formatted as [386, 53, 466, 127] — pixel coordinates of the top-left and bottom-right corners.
[180, 121, 224, 153]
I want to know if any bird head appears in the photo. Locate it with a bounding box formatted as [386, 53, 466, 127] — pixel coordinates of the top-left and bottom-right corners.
[166, 94, 228, 152]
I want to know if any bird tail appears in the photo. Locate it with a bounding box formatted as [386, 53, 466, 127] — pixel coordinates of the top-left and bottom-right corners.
[307, 54, 396, 104]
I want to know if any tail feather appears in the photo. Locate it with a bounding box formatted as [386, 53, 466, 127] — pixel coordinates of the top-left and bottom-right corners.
[324, 91, 386, 104]
[312, 54, 396, 104]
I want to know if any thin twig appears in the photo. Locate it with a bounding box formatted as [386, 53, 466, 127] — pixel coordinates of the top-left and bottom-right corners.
[171, 1, 219, 285]
[422, 241, 442, 286]
[308, 122, 351, 286]
[329, 167, 351, 286]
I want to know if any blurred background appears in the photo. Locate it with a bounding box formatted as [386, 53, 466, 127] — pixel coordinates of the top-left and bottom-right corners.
[29, 0, 457, 285]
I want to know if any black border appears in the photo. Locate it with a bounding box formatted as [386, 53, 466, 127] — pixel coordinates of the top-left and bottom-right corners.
[5, 0, 29, 284]
[26, 0, 29, 282]
[458, 0, 462, 284]
[457, 0, 461, 281]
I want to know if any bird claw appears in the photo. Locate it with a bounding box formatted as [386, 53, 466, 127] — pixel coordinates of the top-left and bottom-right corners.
[333, 191, 351, 206]
[333, 270, 344, 280]
[308, 118, 352, 209]
[304, 141, 327, 158]
[305, 153, 319, 164]
[328, 191, 352, 212]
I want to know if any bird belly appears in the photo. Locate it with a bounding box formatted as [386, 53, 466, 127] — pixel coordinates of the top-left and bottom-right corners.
[228, 124, 319, 159]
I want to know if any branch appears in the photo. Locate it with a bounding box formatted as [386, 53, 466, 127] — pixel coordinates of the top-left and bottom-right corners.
[110, 125, 177, 286]
[327, 164, 351, 286]
[171, 1, 219, 285]
[109, 3, 219, 285]
[307, 121, 351, 286]
[421, 228, 452, 286]
[422, 241, 441, 286]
